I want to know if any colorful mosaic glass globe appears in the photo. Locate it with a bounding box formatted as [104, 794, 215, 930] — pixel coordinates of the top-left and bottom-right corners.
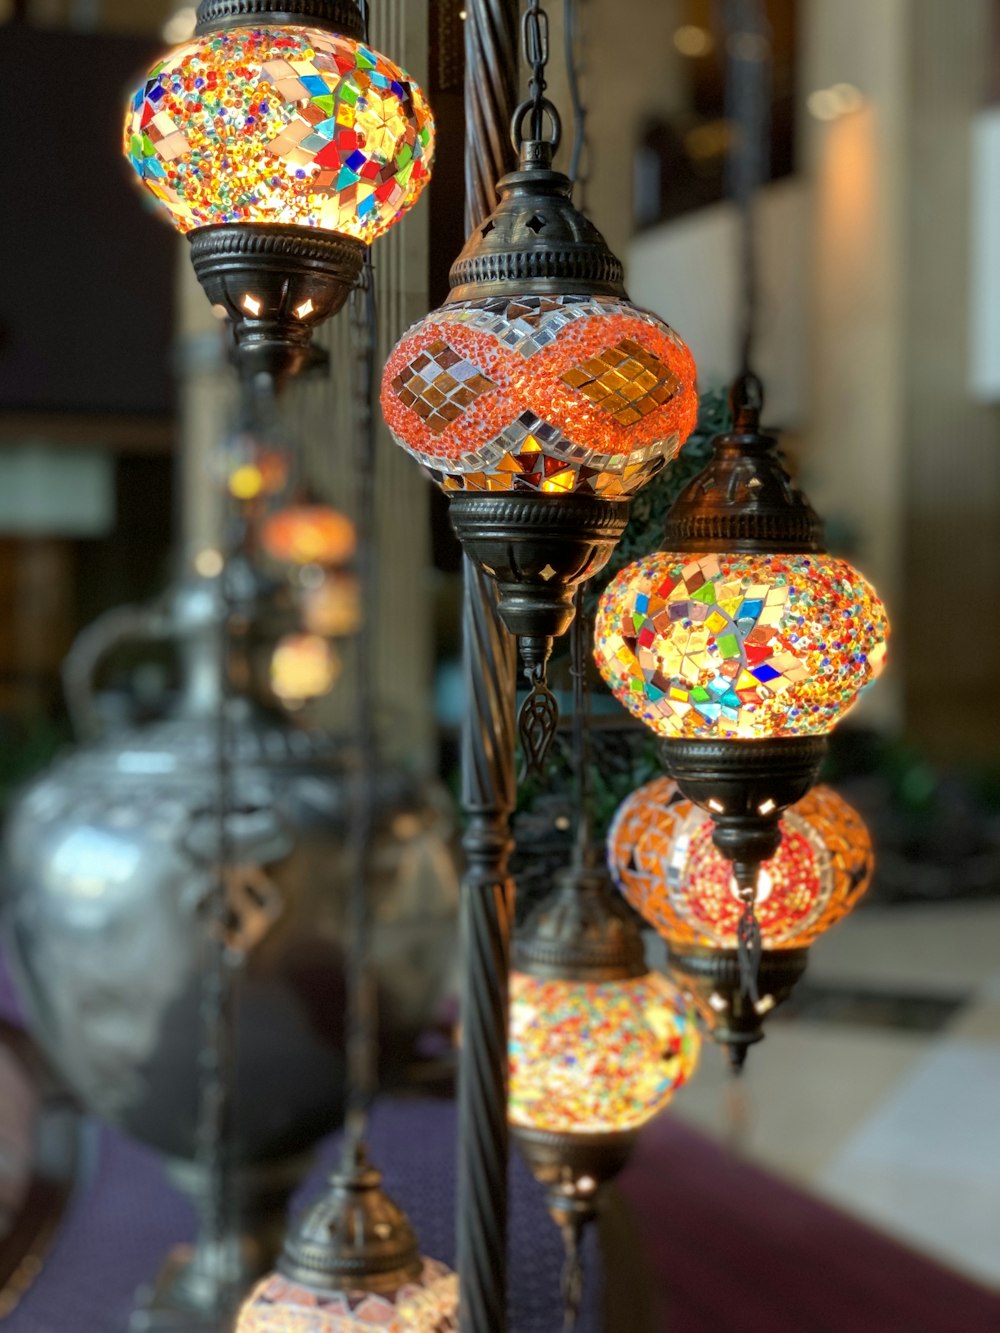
[380, 296, 698, 496]
[236, 1267, 459, 1333]
[124, 27, 434, 240]
[595, 551, 889, 739]
[509, 971, 700, 1135]
[608, 778, 874, 951]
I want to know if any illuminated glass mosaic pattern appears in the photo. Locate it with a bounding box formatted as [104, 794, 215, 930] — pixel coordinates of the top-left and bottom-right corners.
[608, 779, 874, 950]
[236, 1265, 459, 1333]
[125, 27, 434, 239]
[380, 296, 697, 496]
[509, 972, 700, 1134]
[595, 551, 888, 739]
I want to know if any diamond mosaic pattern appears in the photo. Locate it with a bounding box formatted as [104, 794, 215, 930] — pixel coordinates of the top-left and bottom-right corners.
[607, 779, 874, 951]
[561, 338, 681, 426]
[381, 295, 698, 496]
[391, 339, 497, 436]
[125, 27, 434, 239]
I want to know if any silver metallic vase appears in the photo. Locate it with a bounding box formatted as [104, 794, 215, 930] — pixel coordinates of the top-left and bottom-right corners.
[1, 571, 459, 1325]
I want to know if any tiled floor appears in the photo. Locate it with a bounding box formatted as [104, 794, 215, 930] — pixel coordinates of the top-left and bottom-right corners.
[666, 902, 1000, 1288]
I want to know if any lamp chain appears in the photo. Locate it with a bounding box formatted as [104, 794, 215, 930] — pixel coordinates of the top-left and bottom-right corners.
[511, 0, 562, 153]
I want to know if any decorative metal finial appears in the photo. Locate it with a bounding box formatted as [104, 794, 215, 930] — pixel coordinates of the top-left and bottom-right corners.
[279, 1141, 423, 1293]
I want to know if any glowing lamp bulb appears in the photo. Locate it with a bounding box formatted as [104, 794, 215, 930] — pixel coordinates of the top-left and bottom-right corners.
[381, 302, 697, 498]
[595, 550, 888, 740]
[236, 1267, 459, 1332]
[509, 971, 700, 1136]
[608, 778, 874, 951]
[124, 27, 434, 241]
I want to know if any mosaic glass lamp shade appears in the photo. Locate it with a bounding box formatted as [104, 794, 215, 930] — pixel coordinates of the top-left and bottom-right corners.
[123, 1, 434, 383]
[378, 131, 697, 670]
[509, 970, 700, 1136]
[236, 1265, 459, 1332]
[607, 777, 873, 952]
[381, 295, 697, 499]
[124, 26, 433, 241]
[594, 549, 888, 742]
[508, 866, 700, 1231]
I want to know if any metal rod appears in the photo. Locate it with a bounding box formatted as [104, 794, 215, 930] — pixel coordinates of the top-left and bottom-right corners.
[458, 3, 520, 1330]
[724, 0, 772, 379]
[343, 253, 380, 1150]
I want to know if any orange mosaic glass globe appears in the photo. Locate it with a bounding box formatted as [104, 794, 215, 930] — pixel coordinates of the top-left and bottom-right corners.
[607, 777, 874, 950]
[125, 27, 434, 241]
[509, 971, 700, 1135]
[595, 550, 889, 739]
[380, 296, 698, 496]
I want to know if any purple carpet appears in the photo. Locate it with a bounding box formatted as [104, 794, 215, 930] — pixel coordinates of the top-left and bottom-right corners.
[619, 1113, 1000, 1333]
[1, 1102, 601, 1333]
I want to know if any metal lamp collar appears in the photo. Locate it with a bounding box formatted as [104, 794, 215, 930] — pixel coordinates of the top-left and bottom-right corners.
[663, 371, 825, 554]
[279, 1140, 423, 1295]
[195, 0, 366, 38]
[515, 865, 647, 983]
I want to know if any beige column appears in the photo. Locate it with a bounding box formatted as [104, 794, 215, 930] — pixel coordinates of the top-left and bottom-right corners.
[899, 0, 1000, 760]
[799, 0, 910, 730]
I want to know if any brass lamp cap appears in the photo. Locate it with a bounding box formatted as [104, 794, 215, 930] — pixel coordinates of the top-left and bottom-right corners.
[515, 865, 647, 983]
[663, 373, 825, 554]
[448, 159, 626, 303]
[279, 1143, 423, 1295]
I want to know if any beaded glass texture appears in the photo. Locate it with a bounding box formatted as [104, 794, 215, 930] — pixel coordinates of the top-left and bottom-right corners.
[509, 971, 700, 1135]
[236, 1264, 459, 1333]
[608, 778, 874, 950]
[125, 27, 433, 239]
[380, 296, 698, 496]
[595, 551, 888, 739]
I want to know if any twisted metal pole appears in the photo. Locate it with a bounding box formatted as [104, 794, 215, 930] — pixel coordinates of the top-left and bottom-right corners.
[458, 3, 520, 1330]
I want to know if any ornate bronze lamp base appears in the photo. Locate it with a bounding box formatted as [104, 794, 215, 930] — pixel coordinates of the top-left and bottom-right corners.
[662, 735, 827, 891]
[668, 945, 809, 1071]
[189, 224, 365, 386]
[449, 492, 629, 645]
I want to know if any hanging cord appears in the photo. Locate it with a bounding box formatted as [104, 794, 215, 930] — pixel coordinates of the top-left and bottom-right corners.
[562, 0, 588, 197]
[559, 1214, 585, 1331]
[724, 0, 773, 1002]
[342, 250, 380, 1153]
[569, 586, 593, 872]
[725, 0, 772, 385]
